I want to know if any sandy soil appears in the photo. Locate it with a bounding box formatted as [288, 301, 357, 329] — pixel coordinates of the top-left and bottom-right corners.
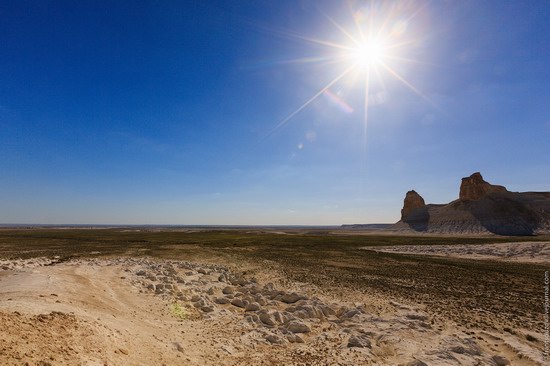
[365, 242, 550, 263]
[0, 256, 545, 366]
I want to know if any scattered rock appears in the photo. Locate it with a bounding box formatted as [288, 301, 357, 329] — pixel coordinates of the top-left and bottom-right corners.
[201, 305, 214, 313]
[406, 313, 428, 321]
[255, 295, 267, 306]
[405, 360, 428, 366]
[191, 294, 201, 302]
[259, 312, 277, 326]
[155, 284, 165, 294]
[286, 333, 304, 343]
[317, 304, 336, 317]
[230, 298, 246, 308]
[214, 297, 230, 304]
[447, 338, 481, 356]
[347, 334, 371, 348]
[340, 308, 362, 319]
[174, 342, 184, 353]
[244, 314, 259, 324]
[222, 286, 235, 295]
[265, 334, 283, 344]
[286, 321, 311, 334]
[273, 311, 292, 325]
[280, 292, 306, 304]
[492, 355, 510, 366]
[245, 302, 260, 312]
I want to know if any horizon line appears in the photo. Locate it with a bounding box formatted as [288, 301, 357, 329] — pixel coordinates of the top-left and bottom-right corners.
[0, 223, 393, 228]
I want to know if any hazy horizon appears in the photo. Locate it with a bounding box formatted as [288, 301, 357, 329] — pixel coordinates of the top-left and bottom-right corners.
[0, 223, 348, 228]
[1, 1, 549, 225]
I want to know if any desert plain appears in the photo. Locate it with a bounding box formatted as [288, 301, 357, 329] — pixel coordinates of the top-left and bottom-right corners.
[0, 228, 548, 366]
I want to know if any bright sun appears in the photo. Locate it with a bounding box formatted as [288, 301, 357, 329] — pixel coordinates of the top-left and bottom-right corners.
[351, 40, 385, 68]
[264, 2, 433, 141]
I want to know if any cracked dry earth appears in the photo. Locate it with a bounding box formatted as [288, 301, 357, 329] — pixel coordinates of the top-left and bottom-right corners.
[0, 257, 545, 365]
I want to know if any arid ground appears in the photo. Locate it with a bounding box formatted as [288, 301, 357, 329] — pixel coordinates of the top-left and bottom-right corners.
[0, 228, 548, 365]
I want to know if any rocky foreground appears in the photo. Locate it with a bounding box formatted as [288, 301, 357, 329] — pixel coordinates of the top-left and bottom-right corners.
[0, 256, 544, 365]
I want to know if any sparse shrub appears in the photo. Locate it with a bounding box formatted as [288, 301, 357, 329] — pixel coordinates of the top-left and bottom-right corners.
[170, 302, 188, 320]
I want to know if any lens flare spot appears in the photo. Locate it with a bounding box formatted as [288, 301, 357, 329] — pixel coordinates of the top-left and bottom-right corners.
[305, 131, 317, 142]
[323, 89, 354, 114]
[392, 20, 408, 37]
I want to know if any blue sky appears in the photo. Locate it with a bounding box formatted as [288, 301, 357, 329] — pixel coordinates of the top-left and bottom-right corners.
[1, 0, 549, 225]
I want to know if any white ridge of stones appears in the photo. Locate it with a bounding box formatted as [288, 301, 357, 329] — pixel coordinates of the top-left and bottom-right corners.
[119, 257, 378, 348]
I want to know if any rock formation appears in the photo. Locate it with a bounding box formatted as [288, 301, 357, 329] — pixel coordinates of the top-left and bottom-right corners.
[395, 172, 550, 235]
[459, 172, 507, 200]
[401, 190, 426, 219]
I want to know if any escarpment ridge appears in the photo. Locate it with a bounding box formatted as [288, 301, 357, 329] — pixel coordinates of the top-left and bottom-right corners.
[395, 172, 550, 235]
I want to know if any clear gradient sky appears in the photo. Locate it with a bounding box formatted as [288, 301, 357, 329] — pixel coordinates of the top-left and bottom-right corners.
[1, 0, 549, 225]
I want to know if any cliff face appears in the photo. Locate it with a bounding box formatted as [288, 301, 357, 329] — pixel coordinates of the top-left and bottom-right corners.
[459, 172, 507, 200]
[400, 191, 429, 232]
[401, 190, 426, 219]
[396, 173, 550, 235]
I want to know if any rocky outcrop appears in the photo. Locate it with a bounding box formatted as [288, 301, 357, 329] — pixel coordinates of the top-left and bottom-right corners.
[459, 172, 507, 200]
[401, 190, 426, 219]
[400, 191, 429, 232]
[395, 172, 550, 235]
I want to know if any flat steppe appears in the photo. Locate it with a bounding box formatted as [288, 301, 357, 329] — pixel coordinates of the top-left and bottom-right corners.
[0, 228, 548, 365]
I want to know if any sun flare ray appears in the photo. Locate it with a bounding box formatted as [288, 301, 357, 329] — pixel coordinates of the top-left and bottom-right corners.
[378, 62, 441, 111]
[262, 1, 437, 147]
[322, 12, 362, 48]
[263, 63, 357, 140]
